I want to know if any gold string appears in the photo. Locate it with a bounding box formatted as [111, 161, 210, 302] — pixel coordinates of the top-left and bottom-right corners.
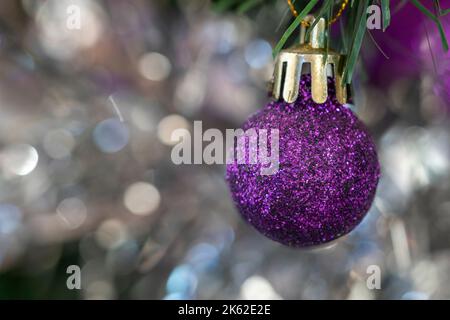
[287, 0, 349, 27]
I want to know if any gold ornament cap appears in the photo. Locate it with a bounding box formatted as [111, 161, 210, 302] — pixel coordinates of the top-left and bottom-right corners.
[272, 15, 347, 104]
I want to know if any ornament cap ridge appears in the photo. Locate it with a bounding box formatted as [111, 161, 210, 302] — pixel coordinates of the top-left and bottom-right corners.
[272, 15, 347, 105]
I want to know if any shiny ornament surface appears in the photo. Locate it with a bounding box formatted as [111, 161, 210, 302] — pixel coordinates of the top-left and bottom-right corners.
[226, 75, 380, 247]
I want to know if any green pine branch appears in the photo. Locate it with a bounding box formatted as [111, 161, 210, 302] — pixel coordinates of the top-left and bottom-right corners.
[410, 0, 448, 51]
[381, 0, 391, 31]
[210, 0, 449, 84]
[272, 0, 320, 58]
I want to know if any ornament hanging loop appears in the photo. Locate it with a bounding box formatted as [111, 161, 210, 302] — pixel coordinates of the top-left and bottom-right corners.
[272, 15, 347, 105]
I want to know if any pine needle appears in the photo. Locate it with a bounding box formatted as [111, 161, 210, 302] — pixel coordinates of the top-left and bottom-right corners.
[343, 0, 369, 84]
[305, 0, 333, 42]
[381, 0, 391, 31]
[410, 0, 449, 51]
[272, 0, 320, 58]
[211, 0, 449, 84]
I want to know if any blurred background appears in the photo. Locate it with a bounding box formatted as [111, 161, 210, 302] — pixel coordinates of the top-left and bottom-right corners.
[0, 0, 449, 299]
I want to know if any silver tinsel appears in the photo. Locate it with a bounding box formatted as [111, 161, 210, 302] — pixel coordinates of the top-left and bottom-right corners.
[0, 0, 449, 299]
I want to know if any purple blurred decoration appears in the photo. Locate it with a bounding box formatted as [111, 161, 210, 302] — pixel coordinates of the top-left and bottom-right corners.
[433, 61, 450, 104]
[366, 0, 450, 96]
[419, 17, 450, 104]
[226, 75, 380, 247]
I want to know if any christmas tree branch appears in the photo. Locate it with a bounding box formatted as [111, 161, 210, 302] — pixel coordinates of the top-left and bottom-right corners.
[410, 0, 449, 51]
[211, 0, 449, 83]
[343, 0, 370, 83]
[435, 0, 450, 16]
[381, 0, 391, 31]
[305, 0, 333, 42]
[272, 0, 320, 58]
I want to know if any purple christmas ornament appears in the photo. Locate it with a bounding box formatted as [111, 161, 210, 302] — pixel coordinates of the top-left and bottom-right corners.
[226, 75, 380, 247]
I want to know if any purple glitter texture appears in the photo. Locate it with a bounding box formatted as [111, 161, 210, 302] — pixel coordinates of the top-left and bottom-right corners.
[226, 75, 380, 247]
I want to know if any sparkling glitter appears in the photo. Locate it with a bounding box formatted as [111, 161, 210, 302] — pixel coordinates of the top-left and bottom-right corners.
[226, 75, 380, 247]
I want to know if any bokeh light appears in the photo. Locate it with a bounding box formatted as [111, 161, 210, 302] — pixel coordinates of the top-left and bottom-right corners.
[138, 52, 172, 81]
[1, 144, 39, 176]
[157, 114, 190, 146]
[93, 118, 130, 153]
[57, 197, 87, 229]
[35, 0, 104, 60]
[123, 182, 161, 215]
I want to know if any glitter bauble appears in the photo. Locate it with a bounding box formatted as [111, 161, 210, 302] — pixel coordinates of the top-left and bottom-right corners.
[226, 75, 380, 247]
